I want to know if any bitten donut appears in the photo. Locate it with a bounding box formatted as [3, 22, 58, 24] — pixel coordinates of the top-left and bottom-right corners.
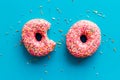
[66, 20, 101, 58]
[22, 19, 56, 57]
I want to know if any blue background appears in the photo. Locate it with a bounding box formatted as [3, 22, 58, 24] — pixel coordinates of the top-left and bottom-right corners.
[0, 0, 120, 80]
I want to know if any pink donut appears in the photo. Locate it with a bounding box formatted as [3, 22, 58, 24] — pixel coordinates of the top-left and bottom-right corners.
[66, 20, 101, 58]
[22, 19, 56, 57]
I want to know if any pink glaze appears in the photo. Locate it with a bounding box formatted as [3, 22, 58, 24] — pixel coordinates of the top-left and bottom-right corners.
[66, 20, 101, 58]
[22, 19, 56, 57]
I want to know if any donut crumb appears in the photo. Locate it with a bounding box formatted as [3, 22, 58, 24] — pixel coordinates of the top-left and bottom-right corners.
[48, 55, 51, 59]
[58, 29, 63, 33]
[113, 48, 117, 53]
[64, 18, 69, 24]
[111, 39, 115, 43]
[16, 30, 19, 32]
[56, 8, 62, 13]
[103, 34, 106, 36]
[40, 6, 43, 15]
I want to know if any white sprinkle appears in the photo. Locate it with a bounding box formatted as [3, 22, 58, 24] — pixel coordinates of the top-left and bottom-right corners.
[44, 70, 48, 74]
[40, 6, 43, 8]
[69, 19, 72, 22]
[99, 51, 103, 54]
[52, 17, 56, 20]
[93, 10, 98, 14]
[96, 72, 99, 76]
[102, 15, 105, 18]
[57, 42, 62, 45]
[86, 15, 90, 18]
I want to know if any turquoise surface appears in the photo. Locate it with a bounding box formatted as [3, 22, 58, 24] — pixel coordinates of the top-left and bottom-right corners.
[0, 0, 120, 80]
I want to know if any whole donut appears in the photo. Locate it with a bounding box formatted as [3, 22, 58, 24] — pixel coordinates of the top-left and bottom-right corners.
[66, 20, 101, 58]
[22, 19, 56, 57]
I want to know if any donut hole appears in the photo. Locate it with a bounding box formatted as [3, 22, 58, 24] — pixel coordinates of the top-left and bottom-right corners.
[80, 35, 87, 43]
[35, 33, 42, 41]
